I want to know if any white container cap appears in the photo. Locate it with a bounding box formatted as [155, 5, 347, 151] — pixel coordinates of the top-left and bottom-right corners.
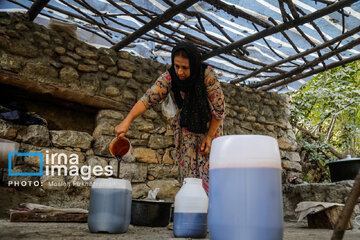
[210, 135, 281, 169]
[92, 178, 132, 191]
[184, 178, 202, 184]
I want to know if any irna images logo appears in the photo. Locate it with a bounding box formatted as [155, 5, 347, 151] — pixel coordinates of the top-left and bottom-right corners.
[8, 150, 113, 180]
[8, 150, 43, 176]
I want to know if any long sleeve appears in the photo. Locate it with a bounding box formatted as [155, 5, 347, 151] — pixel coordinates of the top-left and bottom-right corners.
[204, 67, 225, 120]
[140, 71, 171, 109]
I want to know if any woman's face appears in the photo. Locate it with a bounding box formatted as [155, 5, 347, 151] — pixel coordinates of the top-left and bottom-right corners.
[174, 55, 190, 80]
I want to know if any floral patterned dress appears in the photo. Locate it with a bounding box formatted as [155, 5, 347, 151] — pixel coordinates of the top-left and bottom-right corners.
[140, 66, 225, 192]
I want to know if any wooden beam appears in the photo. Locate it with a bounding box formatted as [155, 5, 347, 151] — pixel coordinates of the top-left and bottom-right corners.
[203, 0, 272, 28]
[202, 0, 358, 60]
[309, 0, 335, 5]
[111, 0, 199, 51]
[125, 1, 229, 49]
[231, 25, 360, 84]
[295, 6, 343, 61]
[10, 0, 115, 45]
[23, 0, 170, 47]
[267, 17, 308, 66]
[279, 0, 323, 69]
[203, 0, 308, 67]
[251, 36, 360, 88]
[106, 0, 185, 48]
[24, 0, 130, 35]
[27, 0, 50, 21]
[258, 53, 360, 91]
[0, 70, 126, 111]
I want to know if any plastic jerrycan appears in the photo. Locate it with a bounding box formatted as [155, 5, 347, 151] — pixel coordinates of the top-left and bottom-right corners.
[88, 178, 132, 233]
[208, 135, 284, 240]
[173, 178, 208, 238]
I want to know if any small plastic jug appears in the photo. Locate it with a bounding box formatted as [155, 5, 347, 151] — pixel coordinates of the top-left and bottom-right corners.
[173, 178, 208, 238]
[208, 135, 284, 240]
[88, 178, 132, 233]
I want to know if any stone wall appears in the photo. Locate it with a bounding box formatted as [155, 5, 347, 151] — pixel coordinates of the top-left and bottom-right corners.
[283, 181, 360, 220]
[0, 13, 301, 209]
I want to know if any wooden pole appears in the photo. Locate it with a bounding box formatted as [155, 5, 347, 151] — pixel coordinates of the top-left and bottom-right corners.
[232, 24, 360, 84]
[111, 0, 199, 51]
[252, 36, 360, 88]
[258, 53, 360, 91]
[331, 170, 360, 240]
[202, 0, 358, 60]
[203, 0, 271, 28]
[27, 0, 50, 21]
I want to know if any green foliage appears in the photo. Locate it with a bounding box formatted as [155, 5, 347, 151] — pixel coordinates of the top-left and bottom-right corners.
[289, 60, 360, 161]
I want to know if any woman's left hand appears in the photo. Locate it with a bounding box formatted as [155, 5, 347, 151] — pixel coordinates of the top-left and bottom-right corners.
[200, 135, 214, 155]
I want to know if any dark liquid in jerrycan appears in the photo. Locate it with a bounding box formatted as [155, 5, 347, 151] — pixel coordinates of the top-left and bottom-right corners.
[109, 138, 130, 157]
[88, 188, 132, 234]
[209, 167, 283, 240]
[174, 212, 207, 238]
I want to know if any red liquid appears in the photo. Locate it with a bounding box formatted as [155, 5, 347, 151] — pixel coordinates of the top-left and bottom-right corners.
[109, 138, 130, 157]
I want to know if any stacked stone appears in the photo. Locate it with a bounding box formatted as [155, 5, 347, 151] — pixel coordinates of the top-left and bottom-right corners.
[221, 83, 302, 182]
[1, 118, 94, 208]
[0, 12, 302, 206]
[92, 109, 180, 200]
[283, 180, 359, 219]
[0, 12, 167, 107]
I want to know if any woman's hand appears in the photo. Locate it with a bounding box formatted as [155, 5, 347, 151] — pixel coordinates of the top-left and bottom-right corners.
[115, 119, 131, 138]
[200, 135, 214, 155]
[200, 117, 222, 155]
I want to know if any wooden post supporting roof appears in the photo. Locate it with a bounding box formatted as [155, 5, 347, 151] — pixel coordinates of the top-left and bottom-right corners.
[202, 0, 357, 60]
[111, 0, 199, 51]
[27, 0, 50, 21]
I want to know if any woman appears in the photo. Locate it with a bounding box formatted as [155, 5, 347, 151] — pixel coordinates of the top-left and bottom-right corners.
[115, 42, 225, 192]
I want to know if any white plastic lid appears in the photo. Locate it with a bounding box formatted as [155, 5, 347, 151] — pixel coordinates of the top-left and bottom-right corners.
[91, 178, 132, 190]
[210, 135, 281, 169]
[184, 178, 202, 184]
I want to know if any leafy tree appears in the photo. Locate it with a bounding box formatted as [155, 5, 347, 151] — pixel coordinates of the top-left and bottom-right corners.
[289, 60, 360, 182]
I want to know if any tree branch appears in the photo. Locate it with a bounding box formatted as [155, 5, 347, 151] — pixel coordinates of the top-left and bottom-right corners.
[294, 123, 346, 159]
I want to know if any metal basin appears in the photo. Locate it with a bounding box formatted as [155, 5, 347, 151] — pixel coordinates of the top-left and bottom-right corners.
[327, 155, 360, 182]
[131, 199, 173, 227]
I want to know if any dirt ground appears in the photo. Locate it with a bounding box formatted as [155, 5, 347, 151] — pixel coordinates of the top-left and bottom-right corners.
[1, 185, 360, 239]
[1, 219, 359, 240]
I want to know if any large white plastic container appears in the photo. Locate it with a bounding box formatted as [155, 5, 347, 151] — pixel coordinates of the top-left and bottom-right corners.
[173, 178, 208, 238]
[88, 178, 132, 234]
[208, 135, 284, 240]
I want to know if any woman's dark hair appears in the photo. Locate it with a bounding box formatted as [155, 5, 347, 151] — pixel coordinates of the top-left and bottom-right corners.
[174, 49, 188, 59]
[169, 42, 210, 134]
